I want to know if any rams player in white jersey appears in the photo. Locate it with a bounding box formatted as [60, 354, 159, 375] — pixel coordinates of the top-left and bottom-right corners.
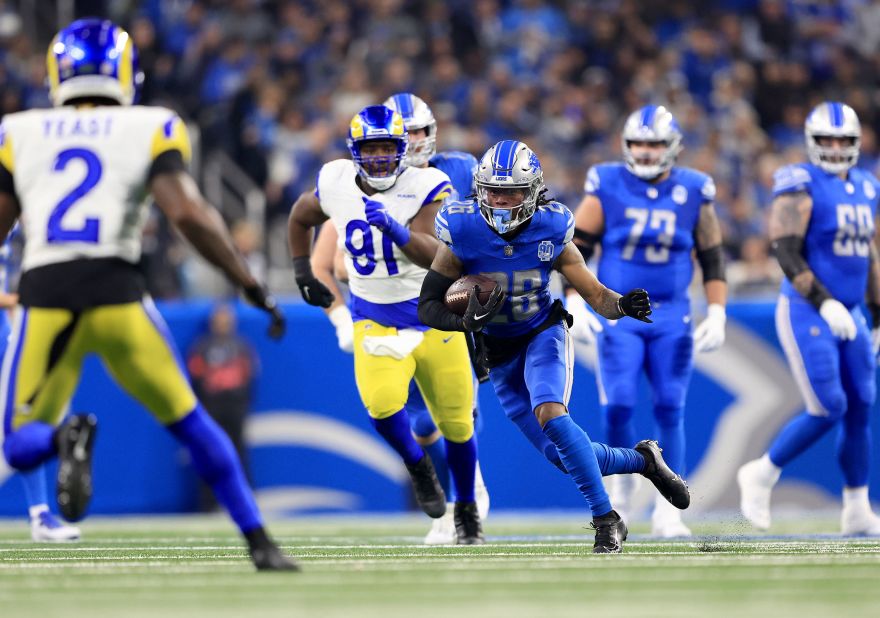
[0, 19, 295, 570]
[288, 104, 484, 543]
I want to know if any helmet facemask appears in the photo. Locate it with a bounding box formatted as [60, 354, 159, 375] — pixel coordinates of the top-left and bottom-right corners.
[475, 141, 544, 235]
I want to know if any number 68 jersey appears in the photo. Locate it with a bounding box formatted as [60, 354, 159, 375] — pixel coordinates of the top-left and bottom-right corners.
[773, 162, 880, 308]
[0, 105, 190, 274]
[316, 159, 451, 304]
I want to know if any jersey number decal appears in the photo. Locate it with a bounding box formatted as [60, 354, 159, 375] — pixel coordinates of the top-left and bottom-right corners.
[480, 269, 542, 322]
[622, 208, 676, 263]
[345, 220, 399, 276]
[832, 204, 874, 257]
[48, 148, 102, 243]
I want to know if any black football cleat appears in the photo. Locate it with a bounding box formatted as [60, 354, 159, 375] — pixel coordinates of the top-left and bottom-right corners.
[454, 501, 485, 545]
[635, 439, 690, 509]
[250, 542, 300, 572]
[405, 455, 447, 518]
[55, 414, 98, 522]
[591, 509, 627, 554]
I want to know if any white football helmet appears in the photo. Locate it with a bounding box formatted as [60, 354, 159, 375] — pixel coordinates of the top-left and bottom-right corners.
[475, 140, 544, 235]
[383, 93, 437, 167]
[805, 101, 861, 174]
[621, 105, 682, 179]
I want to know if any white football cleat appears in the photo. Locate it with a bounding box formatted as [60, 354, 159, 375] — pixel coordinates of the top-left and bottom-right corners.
[424, 504, 456, 545]
[609, 473, 640, 525]
[737, 456, 779, 531]
[841, 486, 880, 536]
[474, 463, 490, 521]
[31, 510, 81, 542]
[652, 496, 692, 538]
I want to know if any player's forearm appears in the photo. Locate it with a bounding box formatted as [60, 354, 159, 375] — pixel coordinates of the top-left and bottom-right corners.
[398, 232, 440, 270]
[704, 279, 727, 307]
[176, 210, 256, 289]
[772, 235, 832, 308]
[867, 244, 880, 321]
[418, 269, 465, 332]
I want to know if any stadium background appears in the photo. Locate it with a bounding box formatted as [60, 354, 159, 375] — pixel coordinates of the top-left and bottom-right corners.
[1, 0, 880, 518]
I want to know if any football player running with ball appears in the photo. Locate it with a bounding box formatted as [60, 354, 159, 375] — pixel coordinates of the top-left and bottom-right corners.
[0, 19, 294, 571]
[418, 140, 690, 553]
[288, 104, 484, 544]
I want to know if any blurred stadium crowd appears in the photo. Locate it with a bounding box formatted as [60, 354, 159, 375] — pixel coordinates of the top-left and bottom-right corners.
[3, 0, 880, 299]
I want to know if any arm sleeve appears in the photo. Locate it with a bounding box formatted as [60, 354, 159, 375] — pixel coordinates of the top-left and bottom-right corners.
[418, 269, 465, 332]
[772, 165, 812, 197]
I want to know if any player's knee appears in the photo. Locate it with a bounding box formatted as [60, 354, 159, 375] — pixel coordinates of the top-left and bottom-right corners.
[605, 404, 634, 427]
[414, 429, 442, 446]
[654, 404, 684, 428]
[431, 370, 471, 412]
[409, 407, 438, 439]
[2, 422, 56, 471]
[534, 403, 566, 428]
[654, 387, 687, 411]
[816, 393, 846, 421]
[437, 419, 473, 443]
[363, 384, 409, 419]
[606, 389, 637, 410]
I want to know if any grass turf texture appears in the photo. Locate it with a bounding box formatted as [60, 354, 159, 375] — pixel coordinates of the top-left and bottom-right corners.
[1, 513, 879, 618]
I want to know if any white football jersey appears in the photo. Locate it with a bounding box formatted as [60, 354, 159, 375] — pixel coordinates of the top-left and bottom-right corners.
[317, 160, 452, 303]
[0, 105, 191, 272]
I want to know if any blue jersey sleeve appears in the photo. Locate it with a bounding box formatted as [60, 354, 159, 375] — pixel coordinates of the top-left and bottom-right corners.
[584, 166, 600, 195]
[700, 175, 716, 202]
[773, 164, 812, 197]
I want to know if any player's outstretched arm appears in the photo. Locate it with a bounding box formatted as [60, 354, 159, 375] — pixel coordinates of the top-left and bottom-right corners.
[151, 171, 285, 337]
[693, 200, 728, 352]
[770, 190, 855, 339]
[556, 243, 652, 322]
[288, 191, 334, 307]
[418, 243, 467, 332]
[565, 194, 605, 342]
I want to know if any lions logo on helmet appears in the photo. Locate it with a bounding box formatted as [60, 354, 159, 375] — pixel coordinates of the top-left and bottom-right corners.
[475, 140, 544, 234]
[47, 18, 143, 106]
[347, 105, 408, 191]
[383, 93, 437, 168]
[805, 101, 861, 175]
[621, 105, 683, 180]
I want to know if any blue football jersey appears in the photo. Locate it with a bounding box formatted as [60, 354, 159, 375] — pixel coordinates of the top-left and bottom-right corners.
[586, 163, 714, 302]
[430, 151, 478, 202]
[773, 163, 880, 308]
[436, 199, 574, 337]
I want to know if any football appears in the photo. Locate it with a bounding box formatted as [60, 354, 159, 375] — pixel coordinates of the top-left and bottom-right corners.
[444, 274, 499, 316]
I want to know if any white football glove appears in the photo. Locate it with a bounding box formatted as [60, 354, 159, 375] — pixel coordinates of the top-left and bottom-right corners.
[693, 303, 726, 353]
[328, 305, 354, 353]
[819, 299, 856, 340]
[871, 327, 880, 357]
[565, 294, 603, 345]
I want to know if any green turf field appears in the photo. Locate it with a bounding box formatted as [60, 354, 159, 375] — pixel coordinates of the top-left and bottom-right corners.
[1, 513, 879, 618]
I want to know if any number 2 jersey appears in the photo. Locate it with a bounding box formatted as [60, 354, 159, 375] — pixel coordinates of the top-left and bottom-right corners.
[436, 199, 574, 338]
[316, 159, 452, 328]
[0, 105, 190, 308]
[585, 162, 714, 303]
[773, 162, 880, 308]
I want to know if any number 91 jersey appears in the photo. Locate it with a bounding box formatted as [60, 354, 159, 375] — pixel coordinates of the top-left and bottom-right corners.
[0, 105, 190, 273]
[773, 162, 880, 308]
[316, 159, 452, 304]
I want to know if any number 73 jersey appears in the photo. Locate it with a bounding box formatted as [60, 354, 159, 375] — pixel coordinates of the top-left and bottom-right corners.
[0, 105, 190, 273]
[586, 162, 713, 303]
[773, 162, 880, 308]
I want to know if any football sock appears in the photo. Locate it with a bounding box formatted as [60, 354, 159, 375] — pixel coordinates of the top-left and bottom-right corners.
[423, 438, 451, 498]
[445, 436, 477, 503]
[168, 405, 262, 533]
[543, 415, 612, 517]
[768, 411, 835, 468]
[837, 402, 871, 487]
[655, 405, 685, 475]
[591, 441, 646, 475]
[605, 404, 636, 452]
[3, 421, 56, 471]
[370, 409, 424, 466]
[19, 466, 49, 510]
[507, 407, 567, 471]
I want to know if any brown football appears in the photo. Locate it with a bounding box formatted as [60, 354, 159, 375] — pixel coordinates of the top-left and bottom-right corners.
[444, 274, 500, 316]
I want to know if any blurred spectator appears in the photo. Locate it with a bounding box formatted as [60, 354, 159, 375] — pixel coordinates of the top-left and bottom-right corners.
[187, 304, 259, 511]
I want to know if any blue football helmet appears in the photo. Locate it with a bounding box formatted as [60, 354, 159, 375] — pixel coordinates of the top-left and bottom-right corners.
[805, 101, 861, 174]
[475, 140, 544, 234]
[347, 105, 408, 191]
[47, 18, 143, 106]
[383, 93, 437, 167]
[621, 105, 682, 179]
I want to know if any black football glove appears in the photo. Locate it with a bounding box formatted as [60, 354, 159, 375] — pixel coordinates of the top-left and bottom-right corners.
[243, 284, 286, 339]
[462, 284, 505, 332]
[618, 288, 652, 323]
[295, 275, 334, 308]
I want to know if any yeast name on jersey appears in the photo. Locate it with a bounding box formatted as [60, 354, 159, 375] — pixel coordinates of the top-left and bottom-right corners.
[436, 199, 574, 337]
